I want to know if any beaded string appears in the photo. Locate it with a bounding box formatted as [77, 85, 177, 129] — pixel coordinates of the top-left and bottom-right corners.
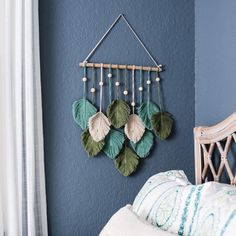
[156, 71, 163, 111]
[108, 64, 112, 104]
[82, 64, 87, 99]
[91, 65, 96, 104]
[99, 64, 104, 112]
[147, 68, 151, 103]
[123, 66, 128, 101]
[115, 67, 120, 99]
[131, 66, 135, 113]
[146, 68, 152, 117]
[139, 68, 143, 104]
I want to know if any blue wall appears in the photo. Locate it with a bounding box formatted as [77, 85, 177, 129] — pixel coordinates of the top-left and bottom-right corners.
[39, 0, 194, 235]
[195, 0, 236, 125]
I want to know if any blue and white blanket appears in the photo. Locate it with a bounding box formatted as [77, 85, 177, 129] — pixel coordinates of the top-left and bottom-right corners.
[133, 170, 236, 236]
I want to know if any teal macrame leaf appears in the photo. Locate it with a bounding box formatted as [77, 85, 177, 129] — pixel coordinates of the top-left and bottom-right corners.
[114, 147, 139, 177]
[72, 99, 97, 130]
[137, 101, 160, 130]
[103, 129, 125, 159]
[130, 130, 154, 158]
[81, 129, 104, 157]
[151, 112, 174, 140]
[107, 99, 131, 128]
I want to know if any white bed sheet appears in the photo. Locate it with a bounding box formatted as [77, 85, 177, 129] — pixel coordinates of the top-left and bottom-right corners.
[99, 205, 174, 236]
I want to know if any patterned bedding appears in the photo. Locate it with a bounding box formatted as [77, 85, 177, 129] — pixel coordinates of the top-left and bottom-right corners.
[132, 170, 236, 236]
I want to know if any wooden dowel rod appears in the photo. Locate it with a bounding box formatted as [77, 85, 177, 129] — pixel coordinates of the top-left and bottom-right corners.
[79, 62, 162, 72]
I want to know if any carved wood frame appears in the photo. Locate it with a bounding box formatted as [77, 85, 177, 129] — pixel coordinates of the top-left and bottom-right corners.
[194, 112, 236, 185]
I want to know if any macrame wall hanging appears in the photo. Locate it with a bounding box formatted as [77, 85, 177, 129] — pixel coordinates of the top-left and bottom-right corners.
[72, 14, 174, 176]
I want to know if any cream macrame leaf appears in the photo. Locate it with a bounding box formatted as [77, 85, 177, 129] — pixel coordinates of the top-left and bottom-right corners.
[72, 98, 97, 130]
[124, 114, 145, 143]
[114, 147, 139, 176]
[151, 112, 173, 140]
[130, 130, 154, 158]
[103, 129, 125, 159]
[88, 111, 111, 142]
[81, 129, 104, 157]
[107, 99, 131, 128]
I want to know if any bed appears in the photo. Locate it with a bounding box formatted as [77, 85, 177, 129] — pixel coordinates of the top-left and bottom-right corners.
[100, 113, 236, 236]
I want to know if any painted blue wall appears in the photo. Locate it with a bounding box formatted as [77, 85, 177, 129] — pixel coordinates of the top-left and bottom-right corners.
[39, 0, 194, 235]
[195, 0, 236, 125]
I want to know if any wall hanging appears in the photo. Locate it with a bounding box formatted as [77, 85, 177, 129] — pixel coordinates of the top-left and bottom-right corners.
[72, 14, 174, 176]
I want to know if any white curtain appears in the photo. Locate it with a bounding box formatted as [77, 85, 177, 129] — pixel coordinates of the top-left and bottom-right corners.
[0, 0, 48, 235]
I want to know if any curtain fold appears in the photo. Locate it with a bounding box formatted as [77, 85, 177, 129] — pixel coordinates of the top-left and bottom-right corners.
[0, 0, 48, 235]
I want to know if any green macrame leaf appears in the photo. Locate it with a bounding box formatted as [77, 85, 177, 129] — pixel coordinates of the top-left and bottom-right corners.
[151, 112, 174, 140]
[114, 147, 139, 176]
[81, 129, 104, 157]
[103, 129, 125, 159]
[72, 99, 97, 130]
[130, 130, 154, 158]
[137, 101, 160, 130]
[107, 99, 131, 128]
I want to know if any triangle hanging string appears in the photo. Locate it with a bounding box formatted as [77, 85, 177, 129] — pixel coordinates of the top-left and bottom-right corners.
[82, 14, 160, 67]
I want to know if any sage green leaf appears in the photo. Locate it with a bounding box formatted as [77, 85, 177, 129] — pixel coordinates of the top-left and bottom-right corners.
[114, 147, 139, 176]
[81, 129, 104, 157]
[72, 99, 97, 130]
[130, 130, 154, 158]
[107, 99, 131, 128]
[103, 129, 125, 159]
[137, 101, 160, 130]
[151, 112, 173, 140]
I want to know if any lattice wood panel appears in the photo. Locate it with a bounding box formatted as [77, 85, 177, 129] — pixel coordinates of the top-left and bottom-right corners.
[194, 113, 236, 185]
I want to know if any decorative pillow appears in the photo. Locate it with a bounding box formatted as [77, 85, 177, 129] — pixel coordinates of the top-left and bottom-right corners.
[133, 170, 236, 236]
[99, 204, 174, 236]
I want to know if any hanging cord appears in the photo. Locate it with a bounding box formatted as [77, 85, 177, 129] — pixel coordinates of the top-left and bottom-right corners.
[99, 64, 104, 112]
[83, 63, 87, 99]
[146, 68, 152, 117]
[121, 15, 159, 67]
[91, 64, 95, 104]
[124, 66, 128, 101]
[108, 64, 112, 104]
[131, 66, 135, 114]
[156, 72, 163, 111]
[147, 68, 151, 103]
[116, 66, 120, 99]
[139, 67, 143, 104]
[83, 14, 159, 67]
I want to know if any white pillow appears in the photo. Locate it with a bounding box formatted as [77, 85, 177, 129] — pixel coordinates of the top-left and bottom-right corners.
[99, 204, 174, 236]
[132, 170, 236, 236]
